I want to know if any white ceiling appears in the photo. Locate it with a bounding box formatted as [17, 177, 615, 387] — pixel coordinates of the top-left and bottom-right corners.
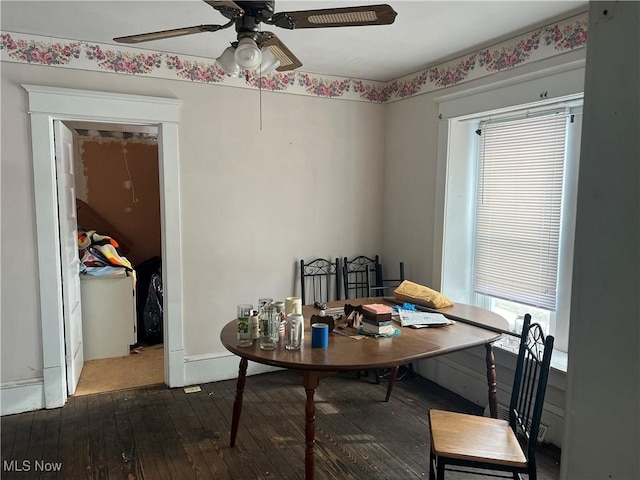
[1, 0, 588, 82]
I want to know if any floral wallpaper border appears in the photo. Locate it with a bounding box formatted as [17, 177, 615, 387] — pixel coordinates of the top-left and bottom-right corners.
[1, 12, 587, 104]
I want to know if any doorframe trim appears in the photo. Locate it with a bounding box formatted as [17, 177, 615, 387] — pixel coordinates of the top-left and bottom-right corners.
[24, 85, 184, 408]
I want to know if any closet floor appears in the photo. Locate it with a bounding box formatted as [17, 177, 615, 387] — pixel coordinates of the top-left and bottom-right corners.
[74, 343, 164, 396]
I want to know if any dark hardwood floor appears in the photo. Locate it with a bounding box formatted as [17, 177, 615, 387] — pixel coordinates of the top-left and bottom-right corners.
[1, 369, 560, 479]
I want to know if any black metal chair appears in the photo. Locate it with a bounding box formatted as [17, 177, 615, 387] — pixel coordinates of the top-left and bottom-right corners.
[367, 261, 405, 297]
[428, 314, 554, 480]
[343, 255, 380, 299]
[299, 258, 340, 305]
[366, 260, 412, 382]
[340, 255, 378, 385]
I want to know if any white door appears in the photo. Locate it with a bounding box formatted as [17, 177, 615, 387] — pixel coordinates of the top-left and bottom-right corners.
[54, 120, 84, 395]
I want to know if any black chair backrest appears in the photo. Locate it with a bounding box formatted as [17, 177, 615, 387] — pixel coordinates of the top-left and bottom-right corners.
[300, 258, 340, 305]
[343, 255, 380, 299]
[367, 261, 405, 297]
[509, 314, 554, 469]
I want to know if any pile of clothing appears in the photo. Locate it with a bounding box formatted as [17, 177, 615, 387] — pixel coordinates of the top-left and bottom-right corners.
[78, 228, 134, 277]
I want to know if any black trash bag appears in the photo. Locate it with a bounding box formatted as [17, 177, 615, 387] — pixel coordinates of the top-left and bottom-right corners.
[143, 271, 163, 345]
[135, 256, 162, 344]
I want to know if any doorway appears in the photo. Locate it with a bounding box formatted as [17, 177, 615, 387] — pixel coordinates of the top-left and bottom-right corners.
[65, 121, 165, 396]
[25, 85, 185, 408]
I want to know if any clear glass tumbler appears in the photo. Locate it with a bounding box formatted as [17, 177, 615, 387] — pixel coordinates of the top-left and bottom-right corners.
[236, 304, 253, 347]
[258, 297, 273, 313]
[272, 301, 286, 341]
[285, 313, 303, 350]
[259, 305, 279, 350]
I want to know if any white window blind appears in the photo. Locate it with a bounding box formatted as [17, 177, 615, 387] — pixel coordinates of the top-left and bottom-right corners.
[474, 113, 568, 310]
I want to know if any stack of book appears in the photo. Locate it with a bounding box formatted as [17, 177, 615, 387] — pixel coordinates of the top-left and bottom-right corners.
[361, 304, 395, 335]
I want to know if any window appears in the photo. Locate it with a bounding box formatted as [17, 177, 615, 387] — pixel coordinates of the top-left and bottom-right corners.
[441, 99, 582, 353]
[475, 113, 567, 310]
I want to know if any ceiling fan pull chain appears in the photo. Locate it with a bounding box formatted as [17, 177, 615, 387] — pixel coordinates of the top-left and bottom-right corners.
[259, 23, 263, 131]
[259, 50, 263, 130]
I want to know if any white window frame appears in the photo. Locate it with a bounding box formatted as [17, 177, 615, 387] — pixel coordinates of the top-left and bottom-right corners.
[430, 62, 586, 364]
[437, 97, 582, 355]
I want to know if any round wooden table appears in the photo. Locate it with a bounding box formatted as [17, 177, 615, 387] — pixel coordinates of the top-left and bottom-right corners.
[220, 297, 507, 480]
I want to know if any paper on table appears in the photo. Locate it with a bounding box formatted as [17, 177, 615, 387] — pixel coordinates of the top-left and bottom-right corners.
[397, 309, 453, 327]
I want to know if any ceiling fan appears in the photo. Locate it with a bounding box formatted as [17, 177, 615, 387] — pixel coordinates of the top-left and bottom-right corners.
[114, 1, 397, 76]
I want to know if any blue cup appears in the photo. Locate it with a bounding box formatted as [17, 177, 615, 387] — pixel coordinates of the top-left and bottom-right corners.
[311, 323, 329, 348]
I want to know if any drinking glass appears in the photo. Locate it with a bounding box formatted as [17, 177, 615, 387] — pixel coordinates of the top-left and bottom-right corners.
[285, 313, 303, 350]
[237, 304, 253, 347]
[272, 301, 286, 341]
[258, 297, 273, 312]
[285, 297, 303, 339]
[259, 305, 279, 350]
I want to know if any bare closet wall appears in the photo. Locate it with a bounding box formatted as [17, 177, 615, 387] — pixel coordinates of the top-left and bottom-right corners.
[74, 131, 161, 267]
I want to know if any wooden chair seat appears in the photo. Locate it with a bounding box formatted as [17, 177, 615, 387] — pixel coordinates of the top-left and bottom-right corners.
[427, 316, 554, 480]
[429, 409, 527, 468]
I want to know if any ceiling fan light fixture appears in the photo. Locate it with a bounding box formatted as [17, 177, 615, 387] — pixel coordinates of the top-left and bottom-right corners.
[114, 3, 397, 76]
[259, 47, 281, 75]
[234, 37, 262, 69]
[215, 45, 241, 77]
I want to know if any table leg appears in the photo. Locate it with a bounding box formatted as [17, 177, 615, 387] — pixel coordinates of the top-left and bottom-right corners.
[230, 357, 248, 447]
[303, 372, 321, 480]
[385, 365, 399, 402]
[485, 343, 498, 418]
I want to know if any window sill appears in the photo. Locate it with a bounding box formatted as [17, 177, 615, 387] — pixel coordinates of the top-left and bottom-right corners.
[494, 339, 568, 373]
[550, 349, 568, 373]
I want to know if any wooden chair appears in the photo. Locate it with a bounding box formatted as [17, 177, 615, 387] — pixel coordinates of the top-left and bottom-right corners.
[428, 314, 554, 480]
[343, 255, 380, 299]
[299, 258, 340, 305]
[367, 261, 405, 297]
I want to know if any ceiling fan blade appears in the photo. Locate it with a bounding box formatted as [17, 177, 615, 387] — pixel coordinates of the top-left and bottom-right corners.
[271, 4, 397, 29]
[259, 32, 303, 72]
[203, 0, 244, 19]
[114, 24, 229, 44]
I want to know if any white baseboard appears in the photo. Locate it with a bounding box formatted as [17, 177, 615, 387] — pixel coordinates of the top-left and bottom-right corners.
[1, 353, 280, 415]
[1, 378, 45, 416]
[183, 352, 282, 387]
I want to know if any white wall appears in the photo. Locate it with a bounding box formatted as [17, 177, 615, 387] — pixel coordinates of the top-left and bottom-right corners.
[381, 92, 440, 283]
[0, 62, 385, 390]
[561, 2, 639, 479]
